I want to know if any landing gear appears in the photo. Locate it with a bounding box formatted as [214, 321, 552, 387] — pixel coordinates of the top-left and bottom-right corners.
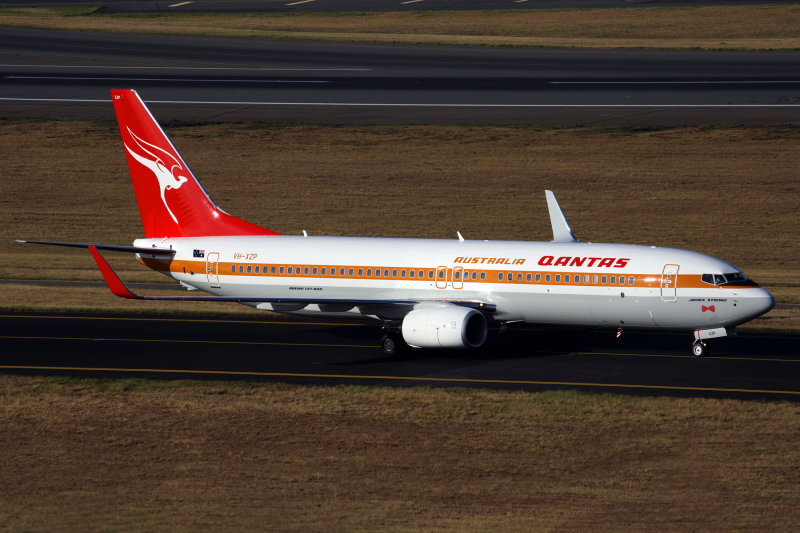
[380, 327, 410, 356]
[691, 341, 708, 358]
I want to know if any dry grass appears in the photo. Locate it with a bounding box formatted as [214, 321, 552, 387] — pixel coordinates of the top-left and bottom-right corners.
[1, 5, 800, 49]
[1, 375, 799, 531]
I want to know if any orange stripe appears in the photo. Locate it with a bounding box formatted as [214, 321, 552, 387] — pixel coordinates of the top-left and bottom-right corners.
[139, 258, 758, 291]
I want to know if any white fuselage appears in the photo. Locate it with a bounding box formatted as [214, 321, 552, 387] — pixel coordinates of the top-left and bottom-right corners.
[134, 235, 775, 331]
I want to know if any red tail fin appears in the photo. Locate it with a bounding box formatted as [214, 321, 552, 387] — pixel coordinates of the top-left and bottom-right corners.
[111, 89, 278, 238]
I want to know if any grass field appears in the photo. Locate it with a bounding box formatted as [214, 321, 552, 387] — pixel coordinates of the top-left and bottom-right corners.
[1, 5, 800, 49]
[1, 120, 797, 328]
[2, 375, 800, 531]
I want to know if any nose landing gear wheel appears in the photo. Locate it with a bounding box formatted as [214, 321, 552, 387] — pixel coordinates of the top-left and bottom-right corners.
[692, 341, 708, 358]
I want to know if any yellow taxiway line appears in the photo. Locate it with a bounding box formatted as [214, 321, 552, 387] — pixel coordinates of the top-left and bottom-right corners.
[1, 364, 799, 396]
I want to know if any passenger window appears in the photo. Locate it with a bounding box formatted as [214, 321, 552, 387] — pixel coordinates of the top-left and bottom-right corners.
[247, 265, 252, 274]
[628, 276, 635, 285]
[288, 267, 293, 275]
[545, 274, 551, 283]
[409, 270, 415, 278]
[610, 276, 616, 284]
[340, 268, 345, 276]
[304, 267, 309, 275]
[255, 266, 260, 274]
[535, 273, 541, 282]
[321, 267, 326, 276]
[592, 275, 598, 284]
[358, 268, 363, 276]
[454, 271, 460, 280]
[584, 275, 589, 284]
[472, 272, 477, 280]
[313, 267, 318, 275]
[376, 269, 381, 277]
[393, 269, 398, 278]
[401, 270, 406, 278]
[601, 276, 607, 284]
[429, 270, 434, 279]
[555, 274, 561, 283]
[499, 273, 504, 281]
[439, 270, 445, 279]
[367, 268, 372, 277]
[239, 265, 244, 273]
[419, 270, 425, 278]
[480, 272, 485, 280]
[231, 265, 236, 273]
[565, 274, 570, 283]
[526, 273, 532, 282]
[279, 266, 285, 274]
[349, 268, 354, 276]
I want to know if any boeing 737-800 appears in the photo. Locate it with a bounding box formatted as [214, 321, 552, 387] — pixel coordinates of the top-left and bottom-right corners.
[19, 89, 775, 357]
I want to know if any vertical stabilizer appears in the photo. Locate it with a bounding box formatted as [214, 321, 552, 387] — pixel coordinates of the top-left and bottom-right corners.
[111, 89, 279, 238]
[545, 190, 578, 243]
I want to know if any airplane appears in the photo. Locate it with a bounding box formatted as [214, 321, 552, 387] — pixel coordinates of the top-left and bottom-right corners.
[19, 89, 775, 358]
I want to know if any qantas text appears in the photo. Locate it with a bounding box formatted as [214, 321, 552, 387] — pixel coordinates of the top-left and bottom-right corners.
[538, 256, 630, 268]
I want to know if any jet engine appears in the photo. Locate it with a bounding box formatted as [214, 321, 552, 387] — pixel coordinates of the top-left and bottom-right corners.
[401, 304, 488, 349]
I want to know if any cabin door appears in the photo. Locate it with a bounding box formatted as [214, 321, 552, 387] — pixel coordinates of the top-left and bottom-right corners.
[660, 264, 679, 302]
[206, 252, 221, 288]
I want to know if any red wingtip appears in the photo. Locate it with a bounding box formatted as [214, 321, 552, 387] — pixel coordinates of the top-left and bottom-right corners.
[88, 245, 140, 299]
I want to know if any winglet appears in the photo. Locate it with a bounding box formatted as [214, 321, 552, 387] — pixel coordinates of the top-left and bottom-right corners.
[88, 245, 141, 299]
[545, 190, 578, 243]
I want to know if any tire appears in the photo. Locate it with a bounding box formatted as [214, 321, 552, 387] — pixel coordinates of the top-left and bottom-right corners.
[692, 342, 706, 358]
[381, 333, 409, 356]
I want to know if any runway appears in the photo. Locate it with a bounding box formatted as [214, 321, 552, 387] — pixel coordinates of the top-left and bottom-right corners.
[2, 27, 799, 125]
[2, 312, 799, 400]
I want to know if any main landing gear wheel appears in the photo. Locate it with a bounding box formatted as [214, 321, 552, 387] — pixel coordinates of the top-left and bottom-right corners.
[381, 333, 409, 356]
[692, 342, 708, 358]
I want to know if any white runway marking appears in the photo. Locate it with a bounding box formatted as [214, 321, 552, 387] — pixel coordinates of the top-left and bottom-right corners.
[285, 0, 317, 5]
[168, 1, 193, 6]
[2, 97, 800, 108]
[551, 80, 800, 85]
[6, 76, 329, 84]
[0, 64, 371, 72]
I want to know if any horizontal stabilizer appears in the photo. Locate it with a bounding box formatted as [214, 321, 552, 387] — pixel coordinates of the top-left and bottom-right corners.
[545, 190, 578, 243]
[17, 240, 176, 255]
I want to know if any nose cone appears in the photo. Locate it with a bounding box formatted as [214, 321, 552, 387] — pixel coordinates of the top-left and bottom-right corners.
[746, 288, 776, 321]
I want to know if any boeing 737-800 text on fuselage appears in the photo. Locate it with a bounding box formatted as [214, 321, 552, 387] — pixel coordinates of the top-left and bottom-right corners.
[19, 89, 775, 357]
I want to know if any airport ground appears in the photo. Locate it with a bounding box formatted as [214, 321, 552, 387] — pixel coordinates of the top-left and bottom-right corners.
[2, 6, 800, 530]
[2, 374, 800, 531]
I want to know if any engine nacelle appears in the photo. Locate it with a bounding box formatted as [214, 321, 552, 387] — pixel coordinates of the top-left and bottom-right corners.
[401, 305, 488, 349]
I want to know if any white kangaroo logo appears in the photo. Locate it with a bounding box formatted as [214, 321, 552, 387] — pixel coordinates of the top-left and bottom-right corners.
[123, 127, 189, 224]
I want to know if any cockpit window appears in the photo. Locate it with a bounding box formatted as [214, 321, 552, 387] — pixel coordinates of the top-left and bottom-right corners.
[702, 271, 751, 286]
[724, 272, 747, 283]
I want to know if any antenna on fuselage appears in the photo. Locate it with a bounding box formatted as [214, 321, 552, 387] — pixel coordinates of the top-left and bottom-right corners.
[545, 190, 578, 243]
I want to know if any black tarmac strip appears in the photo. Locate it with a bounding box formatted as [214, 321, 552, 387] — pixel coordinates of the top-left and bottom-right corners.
[1, 311, 799, 401]
[1, 27, 799, 125]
